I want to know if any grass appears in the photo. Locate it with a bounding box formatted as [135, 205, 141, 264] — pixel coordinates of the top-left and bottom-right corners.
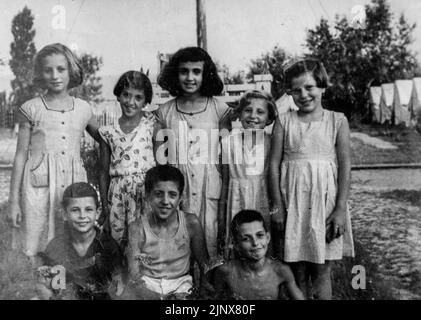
[351, 124, 421, 165]
[0, 203, 37, 300]
[331, 241, 396, 300]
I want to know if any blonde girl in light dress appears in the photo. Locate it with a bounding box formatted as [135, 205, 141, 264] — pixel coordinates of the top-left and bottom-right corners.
[7, 43, 99, 259]
[219, 90, 277, 259]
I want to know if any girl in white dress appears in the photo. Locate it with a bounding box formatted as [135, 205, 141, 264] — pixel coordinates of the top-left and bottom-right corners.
[269, 58, 354, 299]
[7, 43, 99, 258]
[220, 90, 277, 259]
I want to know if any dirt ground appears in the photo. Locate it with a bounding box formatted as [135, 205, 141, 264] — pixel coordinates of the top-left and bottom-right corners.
[352, 168, 421, 191]
[350, 168, 421, 299]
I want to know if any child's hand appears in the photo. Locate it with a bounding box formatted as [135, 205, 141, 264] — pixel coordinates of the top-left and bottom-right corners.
[325, 207, 346, 242]
[108, 273, 125, 298]
[35, 266, 54, 300]
[7, 203, 22, 228]
[270, 207, 286, 231]
[98, 210, 111, 235]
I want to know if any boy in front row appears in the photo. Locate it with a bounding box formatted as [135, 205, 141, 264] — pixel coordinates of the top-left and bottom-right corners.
[36, 182, 123, 300]
[213, 210, 304, 300]
[121, 165, 212, 299]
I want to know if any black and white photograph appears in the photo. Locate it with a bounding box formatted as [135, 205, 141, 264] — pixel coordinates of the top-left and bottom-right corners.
[0, 0, 421, 304]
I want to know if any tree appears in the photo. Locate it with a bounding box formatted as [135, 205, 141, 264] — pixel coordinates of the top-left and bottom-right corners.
[70, 53, 103, 104]
[305, 0, 418, 121]
[248, 46, 291, 99]
[219, 64, 245, 85]
[9, 6, 37, 111]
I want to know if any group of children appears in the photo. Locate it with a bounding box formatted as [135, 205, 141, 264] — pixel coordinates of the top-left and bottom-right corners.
[7, 43, 354, 300]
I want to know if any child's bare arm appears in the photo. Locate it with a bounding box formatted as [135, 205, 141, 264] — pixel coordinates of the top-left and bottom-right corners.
[185, 213, 214, 293]
[86, 115, 101, 143]
[213, 265, 230, 297]
[186, 213, 209, 271]
[152, 110, 168, 165]
[276, 262, 305, 300]
[268, 119, 286, 259]
[7, 117, 31, 228]
[326, 116, 351, 238]
[98, 137, 111, 229]
[218, 163, 229, 255]
[127, 221, 144, 280]
[268, 118, 285, 213]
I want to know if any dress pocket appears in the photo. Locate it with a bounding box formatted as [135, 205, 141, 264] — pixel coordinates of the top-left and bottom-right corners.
[29, 154, 49, 188]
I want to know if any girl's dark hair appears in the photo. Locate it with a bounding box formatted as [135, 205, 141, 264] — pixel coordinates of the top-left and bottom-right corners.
[113, 71, 153, 104]
[236, 90, 278, 125]
[283, 58, 330, 90]
[157, 47, 224, 97]
[62, 182, 99, 208]
[33, 43, 83, 90]
[231, 210, 267, 241]
[145, 165, 185, 195]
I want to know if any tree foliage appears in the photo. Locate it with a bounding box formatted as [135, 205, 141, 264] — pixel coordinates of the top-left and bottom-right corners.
[305, 0, 418, 121]
[248, 46, 291, 99]
[70, 53, 104, 104]
[216, 63, 245, 85]
[9, 6, 37, 109]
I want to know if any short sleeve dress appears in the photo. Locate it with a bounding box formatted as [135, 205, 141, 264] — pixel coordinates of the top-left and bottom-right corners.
[98, 113, 156, 245]
[154, 97, 231, 258]
[278, 109, 355, 263]
[221, 129, 271, 256]
[16, 96, 93, 256]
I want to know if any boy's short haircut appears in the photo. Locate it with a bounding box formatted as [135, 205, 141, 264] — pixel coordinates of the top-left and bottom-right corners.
[145, 165, 185, 195]
[236, 90, 278, 125]
[283, 58, 330, 90]
[113, 70, 153, 104]
[62, 182, 99, 208]
[231, 210, 267, 241]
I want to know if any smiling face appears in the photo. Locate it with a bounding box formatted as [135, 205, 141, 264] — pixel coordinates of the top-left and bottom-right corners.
[288, 72, 325, 114]
[64, 197, 99, 234]
[177, 61, 204, 97]
[118, 87, 146, 119]
[234, 221, 270, 261]
[41, 54, 70, 94]
[240, 98, 270, 130]
[147, 181, 182, 221]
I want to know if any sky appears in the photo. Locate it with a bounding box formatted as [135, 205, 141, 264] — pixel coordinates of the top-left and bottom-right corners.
[0, 0, 420, 97]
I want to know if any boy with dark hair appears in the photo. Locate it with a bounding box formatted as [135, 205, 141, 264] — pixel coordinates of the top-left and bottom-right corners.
[36, 182, 122, 300]
[122, 165, 212, 299]
[213, 210, 304, 300]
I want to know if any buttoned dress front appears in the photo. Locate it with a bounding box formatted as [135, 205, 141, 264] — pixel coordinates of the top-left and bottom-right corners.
[17, 96, 92, 256]
[155, 97, 231, 258]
